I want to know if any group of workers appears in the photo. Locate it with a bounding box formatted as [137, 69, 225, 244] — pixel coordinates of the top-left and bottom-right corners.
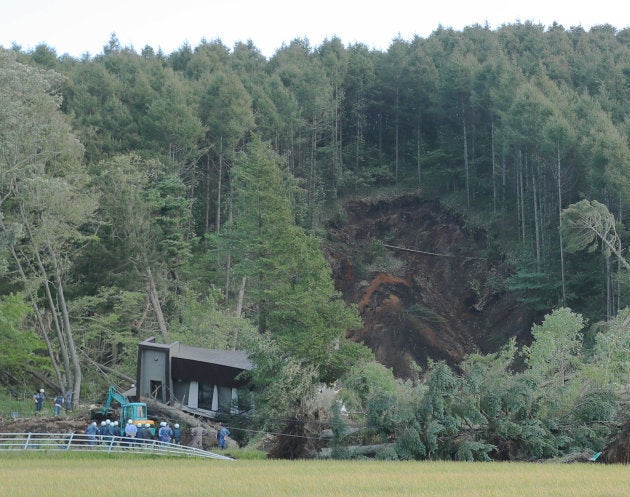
[33, 386, 230, 450]
[33, 389, 73, 415]
[84, 419, 182, 446]
[84, 418, 231, 450]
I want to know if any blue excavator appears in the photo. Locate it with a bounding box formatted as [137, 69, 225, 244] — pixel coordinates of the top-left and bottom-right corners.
[99, 386, 154, 430]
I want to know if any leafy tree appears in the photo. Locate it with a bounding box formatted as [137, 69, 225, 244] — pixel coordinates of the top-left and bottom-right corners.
[198, 67, 254, 234]
[0, 50, 96, 405]
[590, 308, 630, 388]
[270, 40, 334, 225]
[525, 307, 585, 388]
[225, 137, 363, 381]
[239, 329, 318, 427]
[341, 43, 376, 193]
[170, 287, 256, 351]
[0, 294, 46, 383]
[561, 200, 630, 270]
[141, 67, 206, 166]
[86, 154, 195, 341]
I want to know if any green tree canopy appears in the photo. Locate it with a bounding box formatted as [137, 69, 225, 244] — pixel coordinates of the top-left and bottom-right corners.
[226, 137, 364, 381]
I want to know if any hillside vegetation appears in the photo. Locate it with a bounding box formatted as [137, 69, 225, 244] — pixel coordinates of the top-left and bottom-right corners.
[1, 22, 629, 460]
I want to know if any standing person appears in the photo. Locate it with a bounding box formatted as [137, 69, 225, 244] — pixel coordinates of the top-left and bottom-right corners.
[85, 422, 98, 446]
[99, 421, 106, 444]
[64, 390, 73, 411]
[217, 423, 230, 449]
[158, 421, 173, 443]
[173, 424, 181, 444]
[102, 420, 113, 445]
[111, 420, 120, 445]
[190, 424, 205, 449]
[135, 423, 147, 444]
[124, 419, 138, 447]
[53, 394, 64, 416]
[142, 423, 153, 441]
[33, 389, 45, 413]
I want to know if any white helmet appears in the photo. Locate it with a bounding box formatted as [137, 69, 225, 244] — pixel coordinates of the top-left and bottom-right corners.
[101, 421, 106, 426]
[113, 421, 119, 426]
[106, 419, 111, 425]
[40, 389, 45, 393]
[127, 419, 133, 424]
[91, 422, 97, 426]
[160, 421, 166, 427]
[145, 423, 150, 428]
[174, 424, 179, 428]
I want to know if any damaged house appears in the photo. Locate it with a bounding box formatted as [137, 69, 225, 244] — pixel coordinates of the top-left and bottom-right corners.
[136, 337, 253, 416]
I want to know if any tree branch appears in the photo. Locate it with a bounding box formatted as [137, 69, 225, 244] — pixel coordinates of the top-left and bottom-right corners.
[383, 243, 486, 260]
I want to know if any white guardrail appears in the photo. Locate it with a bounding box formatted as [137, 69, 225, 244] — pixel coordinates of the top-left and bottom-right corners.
[0, 432, 233, 460]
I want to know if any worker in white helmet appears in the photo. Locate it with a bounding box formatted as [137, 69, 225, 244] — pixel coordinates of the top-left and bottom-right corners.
[85, 421, 98, 446]
[124, 418, 138, 444]
[33, 389, 45, 413]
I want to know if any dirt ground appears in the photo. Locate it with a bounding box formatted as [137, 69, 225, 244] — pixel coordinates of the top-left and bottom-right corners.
[0, 412, 89, 435]
[327, 194, 536, 378]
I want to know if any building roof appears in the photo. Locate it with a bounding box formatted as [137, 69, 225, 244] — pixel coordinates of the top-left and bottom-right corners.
[139, 337, 254, 371]
[171, 343, 253, 371]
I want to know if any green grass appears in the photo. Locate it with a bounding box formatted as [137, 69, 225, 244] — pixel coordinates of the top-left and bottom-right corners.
[0, 393, 45, 418]
[0, 454, 628, 497]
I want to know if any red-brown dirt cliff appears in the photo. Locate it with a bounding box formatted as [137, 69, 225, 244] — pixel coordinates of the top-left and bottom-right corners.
[327, 194, 535, 378]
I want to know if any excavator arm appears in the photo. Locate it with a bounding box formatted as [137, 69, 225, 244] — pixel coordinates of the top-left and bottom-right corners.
[99, 385, 153, 427]
[100, 386, 130, 415]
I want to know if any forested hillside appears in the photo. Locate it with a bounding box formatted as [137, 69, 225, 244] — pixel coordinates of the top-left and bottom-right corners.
[1, 22, 629, 460]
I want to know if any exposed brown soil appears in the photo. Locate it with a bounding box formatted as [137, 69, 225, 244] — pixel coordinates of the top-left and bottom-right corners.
[327, 194, 536, 378]
[0, 413, 90, 434]
[602, 419, 630, 464]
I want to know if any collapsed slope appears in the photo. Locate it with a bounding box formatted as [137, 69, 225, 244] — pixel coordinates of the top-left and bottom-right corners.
[327, 194, 535, 378]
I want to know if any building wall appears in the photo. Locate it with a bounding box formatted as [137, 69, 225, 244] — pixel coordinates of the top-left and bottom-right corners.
[139, 348, 168, 403]
[137, 338, 251, 412]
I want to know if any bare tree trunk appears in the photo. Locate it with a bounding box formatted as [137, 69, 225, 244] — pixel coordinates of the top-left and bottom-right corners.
[223, 254, 232, 305]
[146, 265, 169, 342]
[38, 307, 65, 392]
[531, 156, 541, 271]
[606, 255, 612, 320]
[557, 142, 566, 306]
[79, 349, 135, 384]
[518, 150, 526, 242]
[235, 276, 247, 321]
[462, 96, 470, 210]
[502, 151, 507, 204]
[19, 211, 72, 388]
[355, 113, 361, 193]
[204, 154, 212, 235]
[225, 172, 234, 305]
[309, 115, 317, 228]
[3, 231, 65, 393]
[47, 242, 82, 408]
[395, 87, 400, 185]
[215, 149, 223, 233]
[416, 109, 422, 186]
[378, 113, 383, 167]
[331, 82, 340, 201]
[491, 118, 497, 214]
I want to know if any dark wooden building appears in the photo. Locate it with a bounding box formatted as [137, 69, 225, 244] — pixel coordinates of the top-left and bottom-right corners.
[136, 337, 253, 415]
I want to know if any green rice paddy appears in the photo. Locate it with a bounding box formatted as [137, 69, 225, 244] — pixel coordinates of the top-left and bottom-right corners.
[1, 453, 627, 497]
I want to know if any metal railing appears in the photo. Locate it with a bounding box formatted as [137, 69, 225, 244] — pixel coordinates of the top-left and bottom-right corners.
[0, 432, 233, 460]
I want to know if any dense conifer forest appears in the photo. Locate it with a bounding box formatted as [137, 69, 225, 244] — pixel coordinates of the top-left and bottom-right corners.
[1, 22, 629, 460]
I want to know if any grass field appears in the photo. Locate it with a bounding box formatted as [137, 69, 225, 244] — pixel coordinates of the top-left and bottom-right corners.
[0, 453, 627, 497]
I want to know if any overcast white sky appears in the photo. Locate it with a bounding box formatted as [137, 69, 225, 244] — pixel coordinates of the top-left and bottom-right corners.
[1, 0, 628, 58]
